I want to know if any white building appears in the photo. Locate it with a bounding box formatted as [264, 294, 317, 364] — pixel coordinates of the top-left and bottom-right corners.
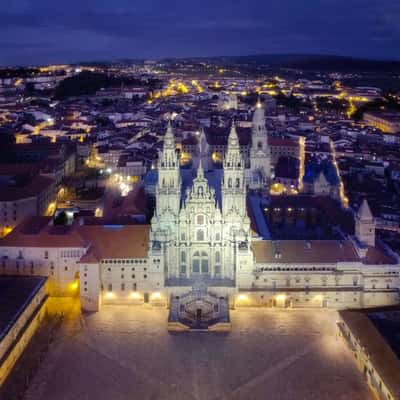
[247, 100, 272, 188]
[0, 124, 399, 312]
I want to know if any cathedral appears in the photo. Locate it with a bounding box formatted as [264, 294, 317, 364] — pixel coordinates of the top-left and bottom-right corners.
[150, 120, 252, 291]
[0, 103, 399, 313]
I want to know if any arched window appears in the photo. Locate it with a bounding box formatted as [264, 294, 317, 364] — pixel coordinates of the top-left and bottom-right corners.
[215, 233, 220, 241]
[257, 141, 262, 149]
[181, 252, 186, 263]
[236, 178, 240, 188]
[215, 251, 220, 263]
[197, 215, 204, 225]
[228, 178, 232, 188]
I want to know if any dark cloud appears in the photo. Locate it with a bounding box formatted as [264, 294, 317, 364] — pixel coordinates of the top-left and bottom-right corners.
[0, 0, 399, 65]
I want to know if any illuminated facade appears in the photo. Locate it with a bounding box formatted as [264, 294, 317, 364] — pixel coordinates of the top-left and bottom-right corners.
[150, 121, 252, 288]
[248, 100, 272, 188]
[0, 125, 399, 313]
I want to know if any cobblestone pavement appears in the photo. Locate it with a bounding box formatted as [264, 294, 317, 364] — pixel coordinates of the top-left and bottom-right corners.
[23, 306, 372, 400]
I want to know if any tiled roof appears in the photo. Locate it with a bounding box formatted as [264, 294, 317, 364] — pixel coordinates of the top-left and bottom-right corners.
[0, 217, 87, 248]
[339, 310, 400, 399]
[252, 240, 359, 264]
[78, 225, 150, 259]
[0, 175, 54, 201]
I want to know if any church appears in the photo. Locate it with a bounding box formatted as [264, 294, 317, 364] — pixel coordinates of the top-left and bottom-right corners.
[0, 105, 399, 312]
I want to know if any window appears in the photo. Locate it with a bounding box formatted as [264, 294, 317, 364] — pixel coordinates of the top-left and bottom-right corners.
[108, 284, 112, 291]
[197, 215, 204, 225]
[44, 251, 48, 259]
[181, 252, 186, 263]
[132, 283, 137, 291]
[215, 233, 220, 241]
[192, 251, 208, 274]
[197, 230, 205, 241]
[121, 283, 125, 291]
[193, 259, 200, 273]
[215, 251, 220, 264]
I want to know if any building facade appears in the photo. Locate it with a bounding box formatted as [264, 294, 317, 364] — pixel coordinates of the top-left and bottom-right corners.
[0, 122, 399, 312]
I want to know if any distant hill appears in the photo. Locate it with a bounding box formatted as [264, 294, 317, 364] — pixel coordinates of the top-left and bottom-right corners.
[164, 54, 400, 74]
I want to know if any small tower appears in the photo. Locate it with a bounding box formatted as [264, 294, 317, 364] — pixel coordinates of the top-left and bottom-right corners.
[355, 199, 375, 247]
[250, 99, 271, 181]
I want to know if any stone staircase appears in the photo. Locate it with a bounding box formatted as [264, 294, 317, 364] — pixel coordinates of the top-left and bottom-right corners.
[168, 279, 231, 332]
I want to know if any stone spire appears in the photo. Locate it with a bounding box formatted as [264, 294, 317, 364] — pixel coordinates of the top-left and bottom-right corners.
[163, 119, 175, 149]
[355, 199, 375, 247]
[358, 199, 373, 221]
[196, 158, 204, 179]
[227, 121, 240, 150]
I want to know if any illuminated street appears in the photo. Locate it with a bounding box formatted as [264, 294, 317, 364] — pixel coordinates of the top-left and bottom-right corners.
[23, 307, 372, 400]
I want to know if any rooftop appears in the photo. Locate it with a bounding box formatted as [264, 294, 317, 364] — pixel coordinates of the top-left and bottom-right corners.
[252, 240, 359, 264]
[0, 275, 47, 342]
[340, 309, 400, 399]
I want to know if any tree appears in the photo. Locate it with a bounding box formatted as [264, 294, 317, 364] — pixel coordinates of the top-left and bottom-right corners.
[54, 211, 68, 225]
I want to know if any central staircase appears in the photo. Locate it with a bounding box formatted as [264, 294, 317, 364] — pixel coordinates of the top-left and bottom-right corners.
[168, 279, 231, 332]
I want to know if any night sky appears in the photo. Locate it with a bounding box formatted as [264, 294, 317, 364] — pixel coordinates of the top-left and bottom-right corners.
[1, 0, 400, 66]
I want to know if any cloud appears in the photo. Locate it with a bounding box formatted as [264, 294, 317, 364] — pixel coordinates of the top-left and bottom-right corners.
[0, 0, 399, 65]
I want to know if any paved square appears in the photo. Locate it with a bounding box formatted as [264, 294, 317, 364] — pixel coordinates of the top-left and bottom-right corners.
[24, 305, 372, 400]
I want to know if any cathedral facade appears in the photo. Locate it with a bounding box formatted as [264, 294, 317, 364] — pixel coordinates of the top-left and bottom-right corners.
[150, 121, 252, 292]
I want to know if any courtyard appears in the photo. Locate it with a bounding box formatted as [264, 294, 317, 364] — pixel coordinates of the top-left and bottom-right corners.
[22, 304, 372, 400]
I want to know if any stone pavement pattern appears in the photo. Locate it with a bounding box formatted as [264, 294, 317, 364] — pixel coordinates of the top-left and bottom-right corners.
[23, 306, 372, 400]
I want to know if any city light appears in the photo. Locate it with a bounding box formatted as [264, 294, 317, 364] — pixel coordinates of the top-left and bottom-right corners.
[237, 294, 248, 302]
[130, 292, 141, 299]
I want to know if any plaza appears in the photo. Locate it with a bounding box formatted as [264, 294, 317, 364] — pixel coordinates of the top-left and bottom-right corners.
[23, 305, 372, 400]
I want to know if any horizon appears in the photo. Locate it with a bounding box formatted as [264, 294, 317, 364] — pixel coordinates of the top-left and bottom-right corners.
[2, 52, 400, 69]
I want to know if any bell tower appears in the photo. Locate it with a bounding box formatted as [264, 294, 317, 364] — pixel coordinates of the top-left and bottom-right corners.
[156, 120, 181, 217]
[355, 199, 375, 247]
[222, 122, 246, 218]
[250, 100, 271, 180]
